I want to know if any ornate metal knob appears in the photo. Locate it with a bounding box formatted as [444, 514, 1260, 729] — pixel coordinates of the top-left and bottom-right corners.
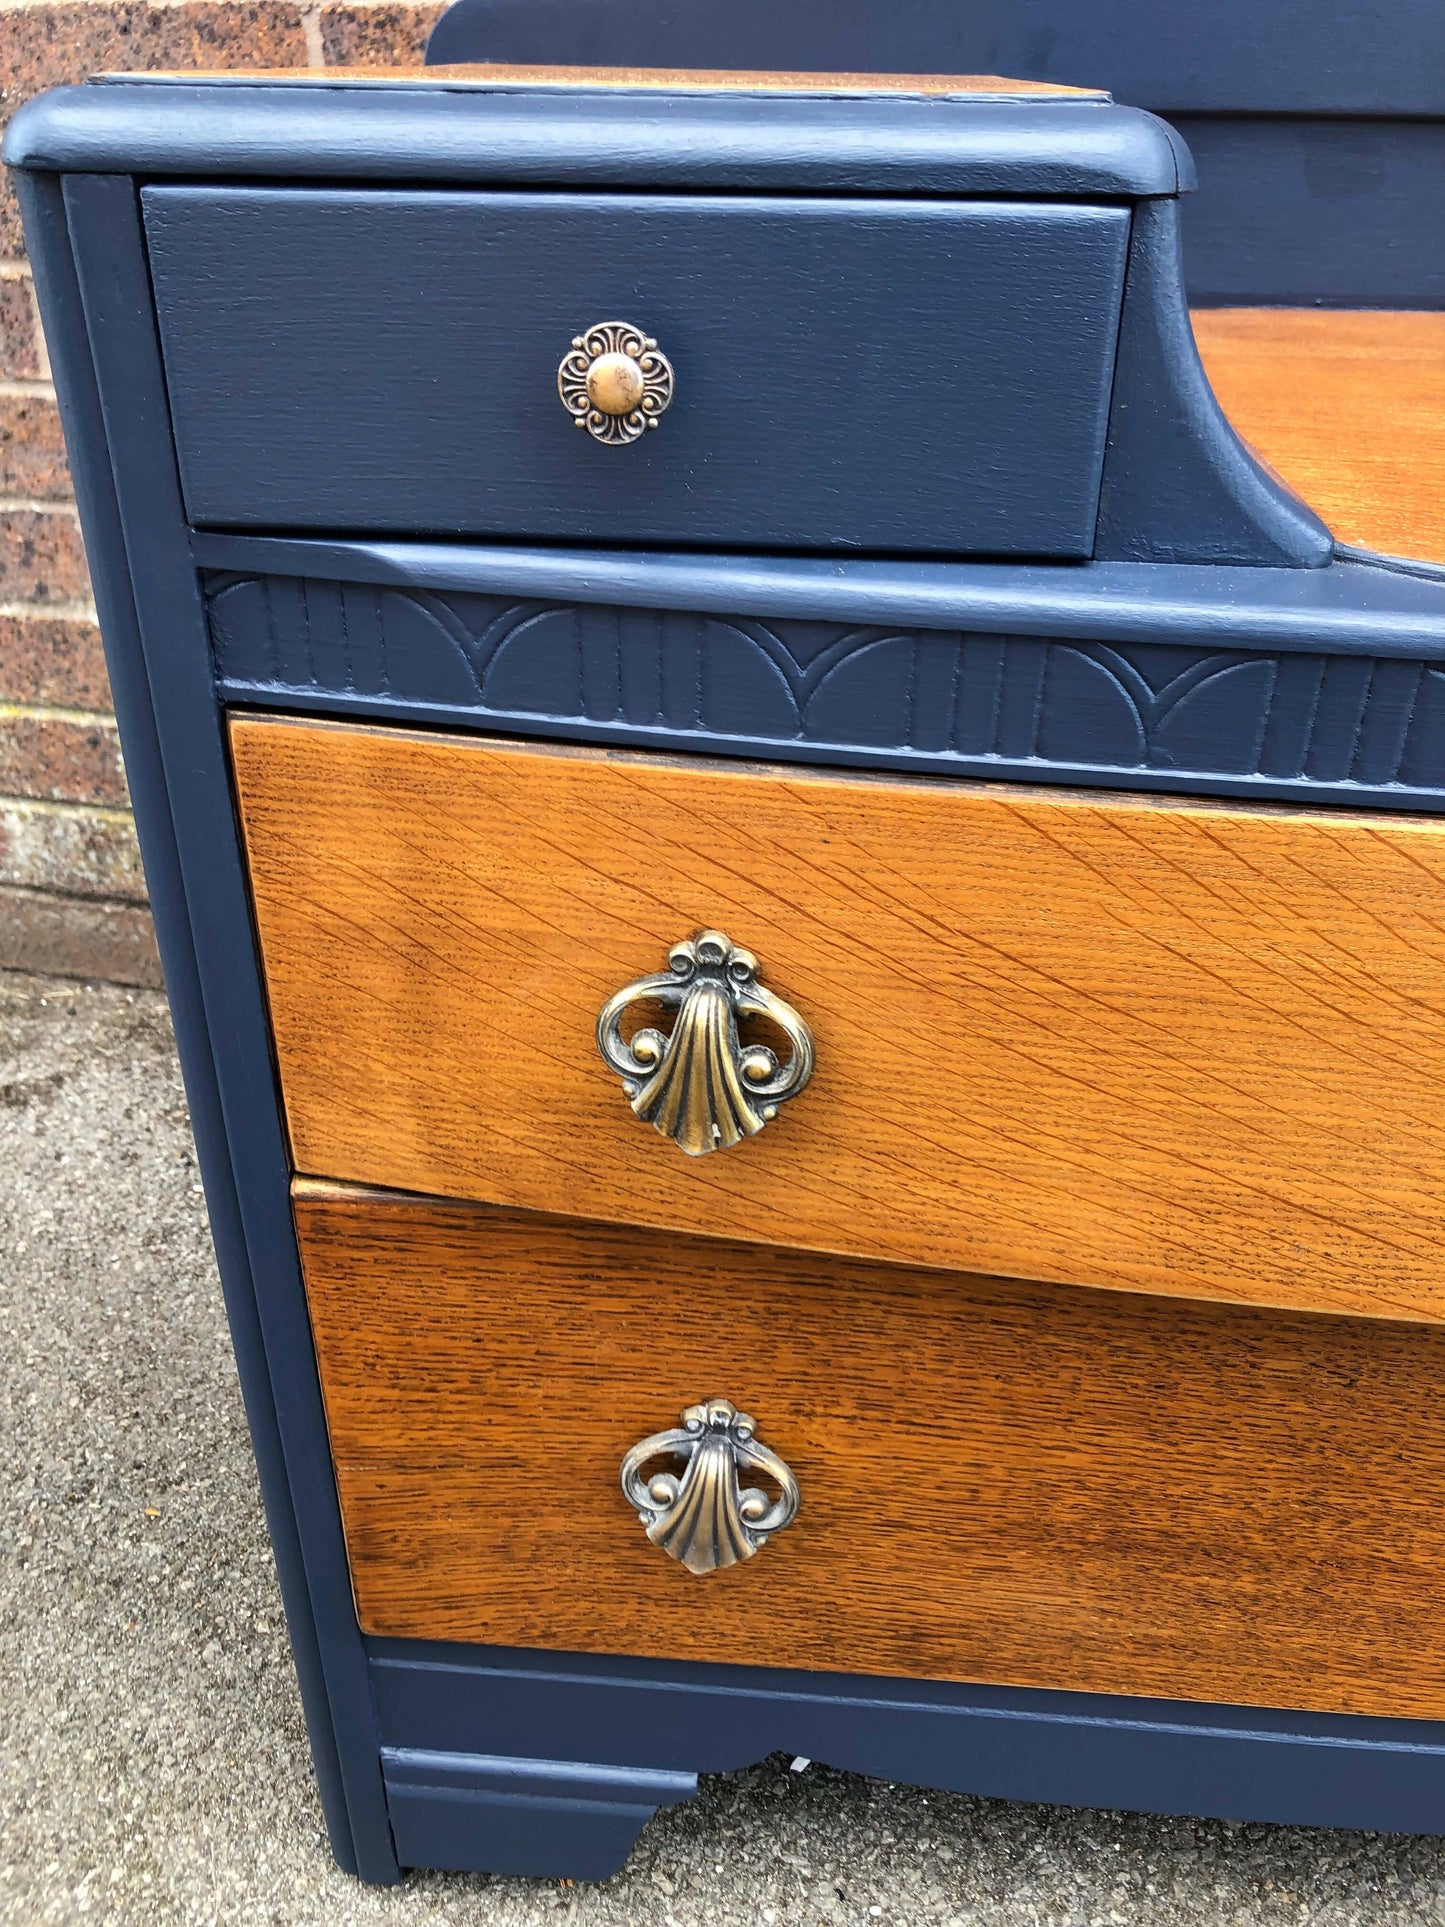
[558, 321, 674, 444]
[596, 930, 814, 1157]
[621, 1399, 800, 1575]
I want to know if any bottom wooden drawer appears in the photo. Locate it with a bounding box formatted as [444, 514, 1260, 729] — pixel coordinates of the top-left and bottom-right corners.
[294, 1178, 1445, 1721]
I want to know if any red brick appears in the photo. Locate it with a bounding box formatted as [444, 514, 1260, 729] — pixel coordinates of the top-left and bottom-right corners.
[0, 270, 42, 379]
[0, 881, 161, 986]
[0, 390, 70, 499]
[0, 507, 90, 603]
[0, 794, 145, 897]
[0, 706, 128, 805]
[0, 0, 311, 102]
[0, 612, 108, 709]
[0, 2, 314, 255]
[320, 2, 444, 67]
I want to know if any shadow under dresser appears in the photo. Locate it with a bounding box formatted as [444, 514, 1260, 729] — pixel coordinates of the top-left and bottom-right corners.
[9, 44, 1445, 1884]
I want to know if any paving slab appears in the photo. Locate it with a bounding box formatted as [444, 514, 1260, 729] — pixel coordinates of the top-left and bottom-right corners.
[2, 967, 1443, 1926]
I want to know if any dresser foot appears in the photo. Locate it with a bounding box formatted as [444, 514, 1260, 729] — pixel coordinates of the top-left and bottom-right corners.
[379, 1746, 698, 1879]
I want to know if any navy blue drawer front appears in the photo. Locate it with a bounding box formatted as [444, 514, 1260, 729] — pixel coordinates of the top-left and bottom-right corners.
[142, 187, 1129, 556]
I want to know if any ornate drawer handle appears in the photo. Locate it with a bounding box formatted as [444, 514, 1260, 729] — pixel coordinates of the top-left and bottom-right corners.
[558, 320, 675, 444]
[596, 930, 815, 1157]
[621, 1398, 800, 1575]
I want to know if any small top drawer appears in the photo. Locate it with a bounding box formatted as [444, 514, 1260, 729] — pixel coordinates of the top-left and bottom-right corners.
[142, 186, 1129, 555]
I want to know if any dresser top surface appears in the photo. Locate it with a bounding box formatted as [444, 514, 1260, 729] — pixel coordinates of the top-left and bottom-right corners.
[3, 72, 1188, 198]
[101, 64, 1109, 101]
[1193, 309, 1445, 569]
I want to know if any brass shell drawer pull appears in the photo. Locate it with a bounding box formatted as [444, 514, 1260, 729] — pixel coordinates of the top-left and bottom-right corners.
[596, 930, 815, 1157]
[558, 321, 675, 443]
[620, 1399, 800, 1575]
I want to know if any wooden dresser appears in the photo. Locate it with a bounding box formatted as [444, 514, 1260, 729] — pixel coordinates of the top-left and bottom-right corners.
[10, 34, 1445, 1886]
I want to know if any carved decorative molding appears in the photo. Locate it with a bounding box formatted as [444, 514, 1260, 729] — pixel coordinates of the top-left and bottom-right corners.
[205, 573, 1445, 799]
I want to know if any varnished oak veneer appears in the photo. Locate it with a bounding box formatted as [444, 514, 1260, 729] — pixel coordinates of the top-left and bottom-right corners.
[294, 1179, 1445, 1720]
[233, 719, 1445, 1323]
[1192, 308, 1445, 567]
[152, 66, 1099, 95]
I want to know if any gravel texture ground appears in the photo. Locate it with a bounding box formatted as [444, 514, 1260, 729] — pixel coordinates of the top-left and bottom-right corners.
[4, 967, 1445, 1925]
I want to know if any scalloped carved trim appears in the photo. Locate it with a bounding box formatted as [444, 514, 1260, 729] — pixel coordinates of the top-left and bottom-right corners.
[205, 573, 1445, 794]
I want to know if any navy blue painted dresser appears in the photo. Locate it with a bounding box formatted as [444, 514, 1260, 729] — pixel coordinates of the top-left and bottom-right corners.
[10, 36, 1445, 1887]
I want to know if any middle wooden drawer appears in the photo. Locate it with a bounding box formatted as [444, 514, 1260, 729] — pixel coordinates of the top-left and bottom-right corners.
[231, 715, 1445, 1324]
[295, 1176, 1445, 1721]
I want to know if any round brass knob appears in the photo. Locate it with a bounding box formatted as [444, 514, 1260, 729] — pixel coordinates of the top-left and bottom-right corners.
[558, 321, 674, 445]
[586, 350, 646, 417]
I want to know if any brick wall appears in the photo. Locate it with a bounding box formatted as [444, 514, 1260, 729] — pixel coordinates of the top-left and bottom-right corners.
[0, 0, 445, 986]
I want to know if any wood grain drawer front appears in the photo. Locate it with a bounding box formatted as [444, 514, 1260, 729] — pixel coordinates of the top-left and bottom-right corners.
[295, 1181, 1445, 1721]
[142, 187, 1127, 555]
[233, 716, 1445, 1325]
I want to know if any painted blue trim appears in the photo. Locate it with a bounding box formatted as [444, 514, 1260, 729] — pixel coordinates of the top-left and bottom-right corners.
[203, 570, 1445, 811]
[371, 1641, 1445, 1837]
[1176, 116, 1445, 310]
[3, 83, 1185, 198]
[215, 681, 1445, 817]
[383, 1748, 696, 1802]
[381, 1749, 697, 1877]
[1095, 197, 1330, 564]
[12, 167, 368, 1881]
[188, 535, 1445, 657]
[54, 173, 401, 1885]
